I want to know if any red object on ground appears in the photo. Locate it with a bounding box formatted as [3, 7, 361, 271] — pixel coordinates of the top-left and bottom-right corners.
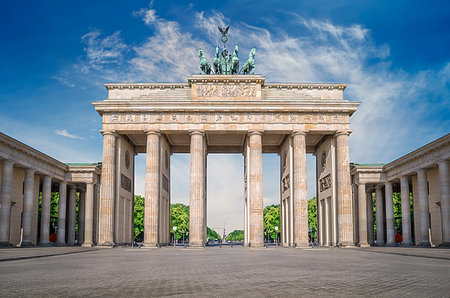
[395, 233, 403, 243]
[49, 233, 57, 242]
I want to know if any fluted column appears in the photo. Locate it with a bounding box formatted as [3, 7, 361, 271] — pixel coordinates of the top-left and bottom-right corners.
[335, 130, 354, 246]
[144, 131, 161, 247]
[439, 161, 450, 246]
[375, 185, 384, 246]
[40, 176, 52, 246]
[83, 182, 95, 247]
[400, 176, 412, 246]
[292, 131, 308, 247]
[78, 190, 85, 245]
[385, 181, 395, 246]
[189, 131, 206, 247]
[0, 160, 14, 246]
[358, 183, 369, 247]
[417, 169, 431, 246]
[98, 131, 116, 246]
[248, 131, 264, 247]
[67, 185, 77, 245]
[367, 192, 374, 245]
[56, 182, 67, 245]
[21, 168, 35, 246]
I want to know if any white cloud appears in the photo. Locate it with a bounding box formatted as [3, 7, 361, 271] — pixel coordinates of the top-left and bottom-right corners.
[55, 129, 84, 139]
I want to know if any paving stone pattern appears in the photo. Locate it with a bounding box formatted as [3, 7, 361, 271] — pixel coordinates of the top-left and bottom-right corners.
[0, 246, 449, 297]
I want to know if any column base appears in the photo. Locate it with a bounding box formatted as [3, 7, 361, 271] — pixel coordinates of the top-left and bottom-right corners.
[39, 241, 51, 247]
[294, 242, 309, 248]
[400, 241, 413, 247]
[20, 241, 34, 247]
[386, 241, 397, 247]
[419, 241, 431, 247]
[358, 242, 370, 248]
[97, 242, 116, 248]
[338, 242, 355, 248]
[0, 241, 13, 247]
[143, 242, 159, 248]
[189, 241, 204, 248]
[377, 242, 385, 247]
[440, 242, 450, 247]
[82, 242, 94, 247]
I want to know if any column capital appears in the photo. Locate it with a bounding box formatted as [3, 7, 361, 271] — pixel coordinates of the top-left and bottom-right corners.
[145, 130, 161, 136]
[2, 159, 14, 166]
[189, 130, 205, 136]
[375, 184, 383, 190]
[248, 130, 263, 137]
[384, 180, 392, 186]
[291, 130, 308, 137]
[335, 130, 352, 137]
[416, 168, 426, 175]
[438, 159, 449, 166]
[25, 168, 35, 175]
[100, 130, 117, 137]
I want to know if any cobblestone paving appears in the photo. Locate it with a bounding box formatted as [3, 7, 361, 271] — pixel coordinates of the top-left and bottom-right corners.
[0, 246, 449, 297]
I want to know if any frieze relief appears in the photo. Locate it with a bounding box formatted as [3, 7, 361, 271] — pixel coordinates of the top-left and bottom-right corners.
[106, 112, 345, 124]
[319, 174, 332, 192]
[195, 84, 257, 97]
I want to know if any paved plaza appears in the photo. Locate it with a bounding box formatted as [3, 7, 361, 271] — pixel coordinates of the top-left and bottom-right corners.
[0, 246, 449, 297]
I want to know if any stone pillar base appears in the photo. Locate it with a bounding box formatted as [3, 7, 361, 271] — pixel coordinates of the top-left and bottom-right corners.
[358, 242, 370, 248]
[400, 241, 413, 246]
[82, 243, 94, 247]
[419, 241, 431, 247]
[441, 242, 450, 247]
[97, 242, 116, 248]
[143, 242, 159, 248]
[294, 242, 309, 248]
[189, 242, 204, 248]
[20, 241, 33, 247]
[0, 242, 13, 247]
[39, 241, 51, 247]
[386, 242, 397, 247]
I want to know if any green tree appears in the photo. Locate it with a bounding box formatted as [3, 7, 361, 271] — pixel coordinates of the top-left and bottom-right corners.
[207, 227, 222, 241]
[170, 203, 190, 240]
[225, 230, 244, 241]
[263, 204, 280, 240]
[308, 197, 317, 238]
[133, 195, 145, 241]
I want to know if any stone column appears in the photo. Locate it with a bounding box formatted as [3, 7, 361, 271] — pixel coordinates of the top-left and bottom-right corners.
[56, 182, 67, 245]
[0, 160, 14, 246]
[324, 198, 330, 246]
[21, 168, 35, 246]
[144, 131, 160, 247]
[375, 185, 384, 246]
[39, 176, 52, 246]
[189, 131, 206, 247]
[83, 182, 94, 247]
[67, 185, 77, 246]
[367, 192, 374, 245]
[400, 176, 412, 246]
[292, 131, 308, 247]
[358, 183, 369, 247]
[417, 168, 431, 246]
[335, 131, 354, 246]
[439, 161, 450, 246]
[98, 131, 116, 246]
[248, 131, 264, 247]
[385, 181, 395, 246]
[78, 190, 85, 245]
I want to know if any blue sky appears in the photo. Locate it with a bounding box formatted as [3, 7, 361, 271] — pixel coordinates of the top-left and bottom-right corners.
[1, 1, 449, 231]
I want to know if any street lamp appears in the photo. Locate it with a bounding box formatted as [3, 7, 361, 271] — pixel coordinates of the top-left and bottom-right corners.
[173, 226, 177, 247]
[274, 226, 279, 246]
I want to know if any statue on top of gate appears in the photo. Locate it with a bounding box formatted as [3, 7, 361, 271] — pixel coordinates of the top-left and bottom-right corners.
[198, 26, 256, 75]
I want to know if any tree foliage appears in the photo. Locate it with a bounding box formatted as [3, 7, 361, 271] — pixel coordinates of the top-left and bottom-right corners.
[170, 203, 190, 240]
[225, 230, 244, 241]
[263, 204, 280, 240]
[207, 227, 222, 241]
[308, 197, 317, 237]
[133, 195, 145, 241]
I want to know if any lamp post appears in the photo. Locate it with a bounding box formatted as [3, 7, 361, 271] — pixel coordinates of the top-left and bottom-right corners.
[173, 226, 177, 247]
[275, 226, 279, 246]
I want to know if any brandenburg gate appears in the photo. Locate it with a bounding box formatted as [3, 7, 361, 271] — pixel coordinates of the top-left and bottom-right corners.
[93, 73, 359, 247]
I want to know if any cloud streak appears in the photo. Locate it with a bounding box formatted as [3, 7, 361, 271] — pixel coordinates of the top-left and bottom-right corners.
[55, 129, 84, 139]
